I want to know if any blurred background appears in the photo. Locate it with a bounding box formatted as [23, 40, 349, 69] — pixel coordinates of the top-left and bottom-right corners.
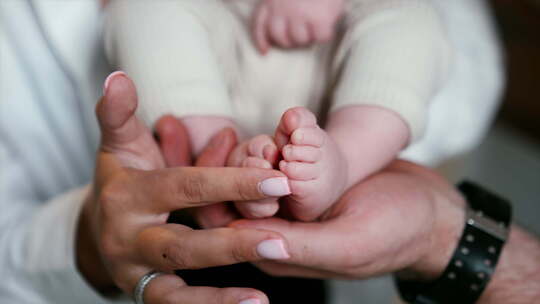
[331, 0, 540, 302]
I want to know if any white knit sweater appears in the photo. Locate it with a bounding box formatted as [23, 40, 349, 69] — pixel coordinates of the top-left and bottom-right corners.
[0, 0, 503, 303]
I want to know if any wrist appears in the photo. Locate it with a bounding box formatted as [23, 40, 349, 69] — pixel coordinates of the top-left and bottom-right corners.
[401, 187, 466, 281]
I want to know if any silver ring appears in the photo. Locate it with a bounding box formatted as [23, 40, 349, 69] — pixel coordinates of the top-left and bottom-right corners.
[134, 271, 165, 304]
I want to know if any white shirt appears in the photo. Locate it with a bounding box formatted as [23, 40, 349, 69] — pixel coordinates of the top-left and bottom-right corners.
[0, 0, 503, 302]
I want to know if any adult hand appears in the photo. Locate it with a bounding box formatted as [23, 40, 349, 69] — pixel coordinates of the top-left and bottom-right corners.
[76, 72, 293, 304]
[232, 160, 466, 281]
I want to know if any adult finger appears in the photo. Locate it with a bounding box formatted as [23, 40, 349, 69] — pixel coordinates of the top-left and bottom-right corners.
[142, 273, 269, 304]
[155, 115, 192, 167]
[140, 167, 291, 212]
[97, 71, 140, 150]
[255, 261, 345, 279]
[253, 5, 271, 54]
[196, 128, 237, 167]
[193, 128, 239, 228]
[96, 71, 164, 171]
[136, 224, 290, 271]
[230, 217, 349, 271]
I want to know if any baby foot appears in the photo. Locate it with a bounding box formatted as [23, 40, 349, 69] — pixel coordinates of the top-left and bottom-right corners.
[275, 107, 347, 221]
[228, 134, 281, 219]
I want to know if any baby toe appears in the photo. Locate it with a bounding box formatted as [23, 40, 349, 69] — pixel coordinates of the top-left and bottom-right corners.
[282, 144, 321, 163]
[281, 107, 317, 133]
[275, 107, 318, 148]
[279, 160, 319, 181]
[291, 127, 326, 147]
[235, 200, 279, 219]
[248, 135, 276, 158]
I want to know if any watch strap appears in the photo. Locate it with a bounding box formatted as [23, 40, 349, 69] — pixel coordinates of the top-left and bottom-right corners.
[396, 181, 512, 304]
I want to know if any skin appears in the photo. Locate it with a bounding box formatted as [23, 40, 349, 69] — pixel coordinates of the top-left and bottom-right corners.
[159, 120, 540, 304]
[252, 0, 345, 54]
[77, 73, 294, 304]
[232, 162, 540, 304]
[230, 105, 409, 221]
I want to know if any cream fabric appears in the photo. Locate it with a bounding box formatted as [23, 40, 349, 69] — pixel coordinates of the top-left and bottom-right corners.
[105, 0, 452, 142]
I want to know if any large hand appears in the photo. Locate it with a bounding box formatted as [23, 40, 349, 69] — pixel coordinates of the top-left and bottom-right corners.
[253, 0, 344, 54]
[232, 161, 466, 281]
[77, 72, 293, 304]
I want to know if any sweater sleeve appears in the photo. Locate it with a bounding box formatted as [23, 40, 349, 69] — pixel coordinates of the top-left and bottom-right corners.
[331, 0, 453, 143]
[0, 11, 130, 302]
[104, 0, 233, 128]
[0, 147, 131, 304]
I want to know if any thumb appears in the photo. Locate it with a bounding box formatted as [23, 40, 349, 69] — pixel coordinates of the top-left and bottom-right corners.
[97, 71, 141, 149]
[96, 71, 164, 170]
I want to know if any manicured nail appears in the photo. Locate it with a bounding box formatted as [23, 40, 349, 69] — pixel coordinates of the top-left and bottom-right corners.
[239, 299, 261, 304]
[257, 239, 290, 260]
[103, 71, 126, 95]
[259, 177, 291, 197]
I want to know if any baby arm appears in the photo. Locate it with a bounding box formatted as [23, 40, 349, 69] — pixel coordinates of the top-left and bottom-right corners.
[252, 0, 344, 54]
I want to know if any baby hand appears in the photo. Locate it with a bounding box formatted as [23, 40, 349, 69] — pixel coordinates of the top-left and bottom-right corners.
[252, 0, 344, 54]
[227, 135, 282, 219]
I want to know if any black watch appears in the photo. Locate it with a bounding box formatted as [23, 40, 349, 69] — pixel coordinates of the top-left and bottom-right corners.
[396, 181, 512, 304]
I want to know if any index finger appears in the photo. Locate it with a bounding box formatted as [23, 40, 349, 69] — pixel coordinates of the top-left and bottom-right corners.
[140, 167, 291, 212]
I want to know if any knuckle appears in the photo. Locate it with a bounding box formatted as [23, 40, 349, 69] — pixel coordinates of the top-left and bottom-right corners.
[230, 244, 250, 263]
[233, 176, 255, 201]
[98, 234, 122, 261]
[181, 171, 206, 203]
[164, 245, 190, 269]
[97, 178, 131, 217]
[210, 289, 228, 304]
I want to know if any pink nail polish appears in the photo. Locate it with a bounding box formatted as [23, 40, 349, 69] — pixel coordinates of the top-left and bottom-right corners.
[257, 239, 290, 260]
[239, 299, 261, 304]
[259, 177, 291, 197]
[103, 71, 126, 95]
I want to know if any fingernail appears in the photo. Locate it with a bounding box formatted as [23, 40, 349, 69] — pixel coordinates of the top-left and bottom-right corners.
[259, 177, 291, 197]
[103, 71, 126, 95]
[239, 299, 261, 304]
[257, 239, 290, 260]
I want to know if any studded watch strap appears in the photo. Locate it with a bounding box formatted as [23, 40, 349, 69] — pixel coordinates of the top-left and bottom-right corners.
[396, 181, 512, 304]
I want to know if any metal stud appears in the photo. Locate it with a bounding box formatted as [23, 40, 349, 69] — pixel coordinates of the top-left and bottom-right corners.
[455, 260, 463, 267]
[471, 284, 479, 291]
[448, 272, 456, 279]
[461, 247, 470, 255]
[477, 272, 486, 279]
[484, 259, 492, 266]
[466, 234, 475, 242]
[488, 246, 496, 254]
